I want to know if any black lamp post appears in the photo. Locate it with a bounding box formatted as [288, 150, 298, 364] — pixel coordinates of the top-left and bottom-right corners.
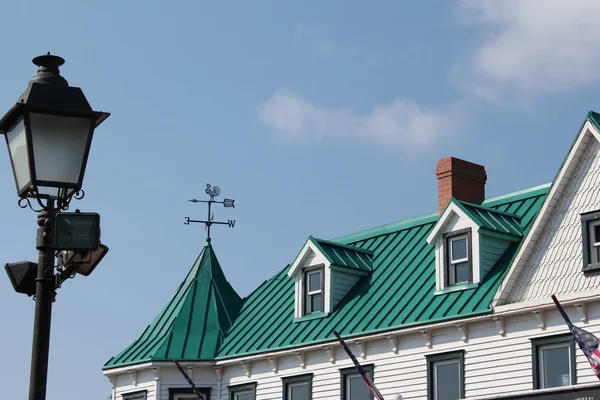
[0, 54, 109, 400]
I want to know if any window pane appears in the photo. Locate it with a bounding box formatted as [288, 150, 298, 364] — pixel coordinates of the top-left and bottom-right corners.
[541, 345, 570, 388]
[347, 375, 370, 400]
[235, 392, 254, 400]
[434, 361, 460, 400]
[308, 271, 321, 292]
[455, 262, 470, 284]
[311, 294, 323, 313]
[451, 238, 467, 261]
[288, 382, 309, 400]
[594, 225, 600, 244]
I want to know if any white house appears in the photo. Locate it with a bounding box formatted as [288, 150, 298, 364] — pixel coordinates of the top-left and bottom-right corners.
[103, 111, 600, 400]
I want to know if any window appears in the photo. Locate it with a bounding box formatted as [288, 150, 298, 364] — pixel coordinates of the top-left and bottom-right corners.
[283, 374, 312, 400]
[426, 351, 464, 400]
[444, 230, 472, 286]
[229, 383, 256, 400]
[304, 267, 324, 315]
[123, 391, 147, 400]
[581, 211, 600, 274]
[532, 334, 576, 389]
[169, 387, 211, 400]
[340, 364, 373, 400]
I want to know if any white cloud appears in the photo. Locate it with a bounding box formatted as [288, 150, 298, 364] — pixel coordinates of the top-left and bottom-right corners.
[460, 0, 600, 97]
[316, 41, 335, 56]
[260, 91, 463, 149]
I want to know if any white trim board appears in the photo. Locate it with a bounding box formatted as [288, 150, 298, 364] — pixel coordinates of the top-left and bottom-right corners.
[492, 120, 600, 307]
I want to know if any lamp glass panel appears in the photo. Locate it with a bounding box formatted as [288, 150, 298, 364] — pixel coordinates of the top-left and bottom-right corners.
[6, 118, 31, 192]
[29, 113, 92, 192]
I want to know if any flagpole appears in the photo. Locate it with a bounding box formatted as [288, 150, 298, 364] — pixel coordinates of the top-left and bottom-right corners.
[551, 294, 600, 380]
[173, 360, 206, 400]
[551, 294, 573, 325]
[333, 330, 386, 400]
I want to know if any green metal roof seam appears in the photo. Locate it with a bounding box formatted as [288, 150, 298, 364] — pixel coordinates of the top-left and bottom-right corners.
[215, 186, 548, 358]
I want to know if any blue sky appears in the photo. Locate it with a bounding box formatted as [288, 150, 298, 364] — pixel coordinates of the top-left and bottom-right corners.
[1, 1, 599, 399]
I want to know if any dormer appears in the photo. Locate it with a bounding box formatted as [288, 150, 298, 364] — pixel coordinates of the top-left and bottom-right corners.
[428, 157, 523, 293]
[287, 236, 373, 319]
[427, 198, 523, 292]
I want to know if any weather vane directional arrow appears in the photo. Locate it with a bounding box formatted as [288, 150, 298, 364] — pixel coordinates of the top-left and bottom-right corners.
[185, 184, 236, 242]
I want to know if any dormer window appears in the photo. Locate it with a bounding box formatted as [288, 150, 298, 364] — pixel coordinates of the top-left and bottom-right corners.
[446, 232, 471, 286]
[288, 236, 373, 319]
[304, 267, 324, 314]
[427, 199, 523, 293]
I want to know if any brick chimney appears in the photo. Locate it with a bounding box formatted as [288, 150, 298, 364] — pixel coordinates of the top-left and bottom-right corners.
[436, 157, 487, 215]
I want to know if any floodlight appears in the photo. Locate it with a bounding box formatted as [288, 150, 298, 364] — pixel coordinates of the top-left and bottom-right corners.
[5, 261, 37, 296]
[55, 212, 100, 251]
[59, 243, 109, 276]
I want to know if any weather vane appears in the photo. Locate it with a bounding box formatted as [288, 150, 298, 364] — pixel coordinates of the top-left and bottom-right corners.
[185, 184, 236, 242]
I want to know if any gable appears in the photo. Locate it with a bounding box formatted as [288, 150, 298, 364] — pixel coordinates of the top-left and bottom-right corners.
[494, 117, 600, 307]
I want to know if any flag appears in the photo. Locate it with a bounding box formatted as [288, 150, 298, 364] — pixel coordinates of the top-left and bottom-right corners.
[333, 330, 386, 400]
[173, 360, 206, 400]
[551, 295, 600, 378]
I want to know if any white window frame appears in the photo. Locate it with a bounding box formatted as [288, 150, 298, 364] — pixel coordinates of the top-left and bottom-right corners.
[446, 233, 471, 286]
[532, 334, 576, 389]
[538, 342, 573, 389]
[432, 359, 460, 400]
[304, 267, 324, 315]
[426, 351, 465, 400]
[345, 373, 362, 400]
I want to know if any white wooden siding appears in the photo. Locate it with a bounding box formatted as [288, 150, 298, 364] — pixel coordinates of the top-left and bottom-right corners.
[331, 270, 361, 310]
[506, 133, 600, 303]
[114, 369, 156, 400]
[163, 301, 600, 400]
[114, 301, 600, 400]
[158, 366, 218, 400]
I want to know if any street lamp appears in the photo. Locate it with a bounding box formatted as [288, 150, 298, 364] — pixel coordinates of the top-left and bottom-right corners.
[0, 54, 109, 400]
[0, 53, 109, 209]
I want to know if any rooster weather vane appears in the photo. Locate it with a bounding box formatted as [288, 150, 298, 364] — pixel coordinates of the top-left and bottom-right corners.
[185, 184, 236, 242]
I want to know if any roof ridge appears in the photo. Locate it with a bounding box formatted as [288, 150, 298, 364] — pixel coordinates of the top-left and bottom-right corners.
[481, 183, 551, 206]
[311, 236, 374, 255]
[334, 183, 550, 245]
[455, 199, 520, 219]
[587, 109, 600, 131]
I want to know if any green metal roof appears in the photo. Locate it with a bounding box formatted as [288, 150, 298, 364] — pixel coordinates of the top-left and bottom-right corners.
[216, 184, 550, 359]
[309, 236, 373, 273]
[452, 199, 523, 239]
[104, 243, 243, 370]
[587, 110, 600, 131]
